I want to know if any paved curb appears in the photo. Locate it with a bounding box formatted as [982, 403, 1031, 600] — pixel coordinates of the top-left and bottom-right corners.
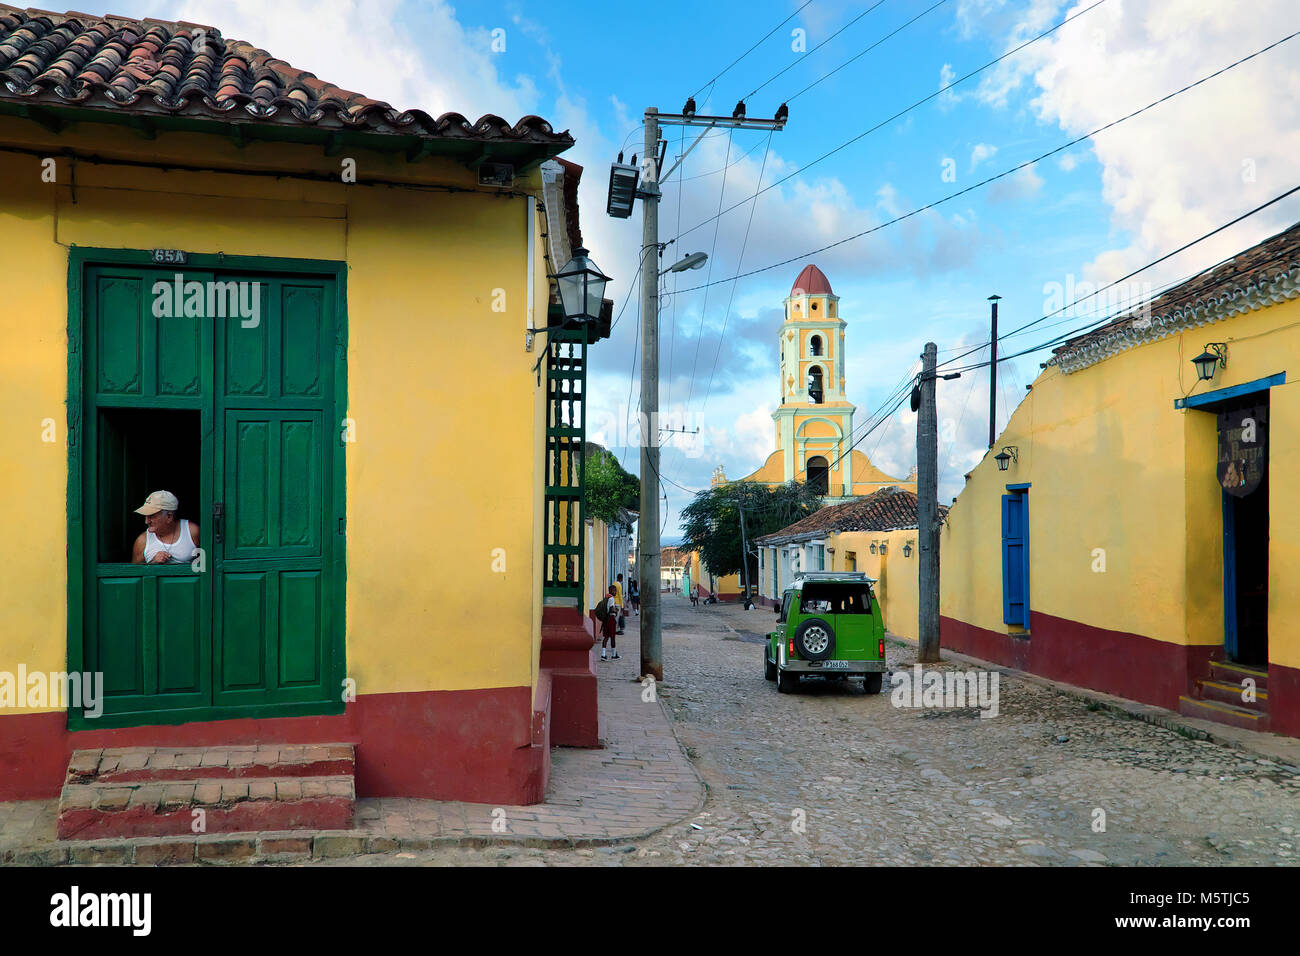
[885, 633, 1300, 774]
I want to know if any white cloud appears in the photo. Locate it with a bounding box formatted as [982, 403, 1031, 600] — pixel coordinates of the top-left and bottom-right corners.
[986, 163, 1045, 203]
[970, 142, 998, 171]
[983, 0, 1300, 282]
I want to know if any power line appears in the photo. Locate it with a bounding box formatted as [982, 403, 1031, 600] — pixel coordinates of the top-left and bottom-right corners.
[669, 0, 1106, 248]
[939, 183, 1300, 375]
[682, 129, 737, 413]
[786, 0, 951, 103]
[690, 0, 815, 100]
[695, 130, 776, 424]
[665, 28, 1299, 298]
[745, 0, 889, 99]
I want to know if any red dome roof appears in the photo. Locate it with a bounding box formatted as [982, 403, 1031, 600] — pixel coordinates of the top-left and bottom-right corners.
[791, 264, 833, 296]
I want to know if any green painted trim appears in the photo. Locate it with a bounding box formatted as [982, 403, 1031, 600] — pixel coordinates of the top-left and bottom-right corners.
[65, 248, 349, 728]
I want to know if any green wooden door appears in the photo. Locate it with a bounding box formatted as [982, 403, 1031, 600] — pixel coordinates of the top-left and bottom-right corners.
[213, 277, 335, 709]
[75, 258, 343, 727]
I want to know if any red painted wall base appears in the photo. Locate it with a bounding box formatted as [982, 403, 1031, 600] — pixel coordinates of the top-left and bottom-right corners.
[540, 607, 600, 748]
[940, 610, 1299, 736]
[0, 684, 549, 805]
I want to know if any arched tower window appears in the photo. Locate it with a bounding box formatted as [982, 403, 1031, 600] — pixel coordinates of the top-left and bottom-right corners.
[807, 366, 823, 404]
[807, 456, 829, 495]
[809, 335, 822, 356]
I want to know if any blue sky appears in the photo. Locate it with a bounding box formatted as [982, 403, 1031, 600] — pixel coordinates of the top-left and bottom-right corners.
[137, 0, 1300, 540]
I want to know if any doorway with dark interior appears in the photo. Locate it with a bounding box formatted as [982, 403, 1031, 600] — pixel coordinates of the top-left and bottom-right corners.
[1219, 396, 1269, 667]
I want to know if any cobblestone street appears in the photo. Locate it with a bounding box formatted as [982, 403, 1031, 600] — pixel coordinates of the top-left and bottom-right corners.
[332, 594, 1299, 867]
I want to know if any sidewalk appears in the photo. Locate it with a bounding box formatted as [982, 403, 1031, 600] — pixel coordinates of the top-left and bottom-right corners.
[0, 615, 705, 864]
[885, 630, 1300, 771]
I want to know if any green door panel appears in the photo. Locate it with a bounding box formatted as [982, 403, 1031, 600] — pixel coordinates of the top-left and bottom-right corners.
[94, 272, 145, 396]
[156, 575, 203, 694]
[96, 576, 143, 694]
[73, 256, 344, 728]
[219, 573, 267, 690]
[278, 572, 322, 685]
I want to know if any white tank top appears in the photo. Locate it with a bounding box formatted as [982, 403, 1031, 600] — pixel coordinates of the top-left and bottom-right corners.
[145, 520, 197, 564]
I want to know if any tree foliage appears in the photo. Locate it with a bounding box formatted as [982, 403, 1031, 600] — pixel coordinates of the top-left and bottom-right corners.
[679, 481, 822, 579]
[585, 446, 640, 527]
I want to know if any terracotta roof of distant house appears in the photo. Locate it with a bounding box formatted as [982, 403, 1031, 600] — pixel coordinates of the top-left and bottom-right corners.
[756, 486, 943, 544]
[791, 263, 833, 296]
[0, 5, 572, 152]
[1050, 219, 1300, 374]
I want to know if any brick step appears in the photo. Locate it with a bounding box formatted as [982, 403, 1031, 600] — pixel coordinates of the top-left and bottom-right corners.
[1194, 679, 1268, 712]
[1178, 695, 1270, 733]
[1207, 661, 1268, 691]
[57, 774, 354, 840]
[66, 743, 354, 785]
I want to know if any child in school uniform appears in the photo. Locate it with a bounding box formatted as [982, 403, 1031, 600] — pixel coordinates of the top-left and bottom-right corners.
[600, 585, 620, 660]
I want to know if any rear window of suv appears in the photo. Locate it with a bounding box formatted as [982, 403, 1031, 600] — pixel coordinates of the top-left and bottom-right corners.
[799, 582, 873, 614]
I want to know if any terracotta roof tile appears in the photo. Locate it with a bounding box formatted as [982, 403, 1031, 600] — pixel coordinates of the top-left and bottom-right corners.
[756, 486, 945, 544]
[0, 4, 572, 148]
[1051, 219, 1300, 370]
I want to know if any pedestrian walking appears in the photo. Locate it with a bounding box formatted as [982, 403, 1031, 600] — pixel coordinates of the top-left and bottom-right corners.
[629, 579, 640, 615]
[615, 573, 626, 634]
[599, 585, 620, 660]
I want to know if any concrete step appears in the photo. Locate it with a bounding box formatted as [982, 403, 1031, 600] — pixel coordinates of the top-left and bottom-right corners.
[57, 775, 355, 840]
[1208, 661, 1268, 692]
[65, 744, 354, 785]
[58, 743, 356, 840]
[1195, 679, 1268, 712]
[1178, 695, 1270, 733]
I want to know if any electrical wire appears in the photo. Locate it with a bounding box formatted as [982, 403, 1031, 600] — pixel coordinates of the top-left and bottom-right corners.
[785, 0, 951, 103]
[695, 130, 776, 429]
[939, 184, 1300, 376]
[683, 130, 737, 413]
[669, 0, 1106, 248]
[689, 0, 816, 100]
[745, 0, 889, 99]
[665, 29, 1300, 298]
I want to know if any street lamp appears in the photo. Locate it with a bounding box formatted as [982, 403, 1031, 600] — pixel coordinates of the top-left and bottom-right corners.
[668, 251, 708, 272]
[1192, 343, 1227, 382]
[994, 446, 1019, 472]
[551, 247, 610, 328]
[606, 156, 640, 219]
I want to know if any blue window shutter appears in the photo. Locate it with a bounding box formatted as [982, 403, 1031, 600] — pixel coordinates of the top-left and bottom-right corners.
[1002, 493, 1027, 626]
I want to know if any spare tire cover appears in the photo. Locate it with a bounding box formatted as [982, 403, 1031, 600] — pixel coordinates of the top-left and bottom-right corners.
[793, 617, 835, 662]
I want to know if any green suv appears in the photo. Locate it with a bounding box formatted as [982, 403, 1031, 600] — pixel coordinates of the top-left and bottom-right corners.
[764, 572, 887, 694]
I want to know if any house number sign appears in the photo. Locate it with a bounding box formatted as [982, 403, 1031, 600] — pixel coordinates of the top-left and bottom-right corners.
[151, 249, 189, 265]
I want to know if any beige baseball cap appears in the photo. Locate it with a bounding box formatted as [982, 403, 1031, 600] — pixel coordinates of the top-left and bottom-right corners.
[135, 490, 179, 515]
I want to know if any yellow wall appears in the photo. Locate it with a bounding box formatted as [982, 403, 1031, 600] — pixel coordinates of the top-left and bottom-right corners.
[941, 294, 1300, 671]
[828, 531, 918, 639]
[0, 115, 554, 713]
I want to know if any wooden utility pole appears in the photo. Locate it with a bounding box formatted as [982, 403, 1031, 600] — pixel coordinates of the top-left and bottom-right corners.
[987, 294, 1001, 449]
[634, 102, 786, 680]
[917, 342, 940, 663]
[638, 108, 663, 681]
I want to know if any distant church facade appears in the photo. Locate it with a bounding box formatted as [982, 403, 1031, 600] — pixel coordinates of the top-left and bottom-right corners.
[733, 264, 915, 503]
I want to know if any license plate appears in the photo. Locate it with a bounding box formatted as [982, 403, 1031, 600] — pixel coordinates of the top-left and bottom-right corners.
[818, 660, 853, 670]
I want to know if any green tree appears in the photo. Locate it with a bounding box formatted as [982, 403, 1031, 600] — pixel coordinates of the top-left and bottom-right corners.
[584, 444, 640, 527]
[679, 480, 822, 581]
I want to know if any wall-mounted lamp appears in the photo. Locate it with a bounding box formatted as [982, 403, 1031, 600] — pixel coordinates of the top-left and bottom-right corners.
[994, 446, 1019, 472]
[879, 541, 888, 555]
[869, 542, 877, 554]
[1192, 343, 1227, 382]
[903, 541, 914, 558]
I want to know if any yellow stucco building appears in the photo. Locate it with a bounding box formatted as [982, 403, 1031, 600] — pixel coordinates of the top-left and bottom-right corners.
[941, 221, 1300, 738]
[0, 7, 608, 808]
